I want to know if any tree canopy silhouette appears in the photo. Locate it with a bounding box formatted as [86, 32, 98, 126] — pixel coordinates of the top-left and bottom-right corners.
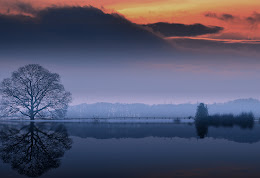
[0, 122, 72, 177]
[0, 64, 71, 119]
[195, 103, 208, 119]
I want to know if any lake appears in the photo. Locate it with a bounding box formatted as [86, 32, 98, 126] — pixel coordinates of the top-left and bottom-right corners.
[0, 121, 260, 178]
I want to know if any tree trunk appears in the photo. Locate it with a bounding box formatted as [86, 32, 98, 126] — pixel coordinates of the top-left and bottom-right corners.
[30, 102, 35, 120]
[30, 108, 34, 120]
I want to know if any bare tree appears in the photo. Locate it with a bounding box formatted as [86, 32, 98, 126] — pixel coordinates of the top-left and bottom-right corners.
[0, 64, 71, 120]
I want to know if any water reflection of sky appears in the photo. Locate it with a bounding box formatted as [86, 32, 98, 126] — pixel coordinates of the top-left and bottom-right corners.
[0, 122, 260, 178]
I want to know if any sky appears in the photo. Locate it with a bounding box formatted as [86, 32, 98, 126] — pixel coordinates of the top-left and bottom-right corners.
[1, 0, 260, 40]
[0, 0, 259, 105]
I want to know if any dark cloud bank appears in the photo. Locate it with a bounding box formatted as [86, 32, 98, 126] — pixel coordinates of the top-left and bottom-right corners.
[143, 22, 223, 37]
[0, 5, 259, 65]
[0, 6, 174, 58]
[0, 5, 227, 61]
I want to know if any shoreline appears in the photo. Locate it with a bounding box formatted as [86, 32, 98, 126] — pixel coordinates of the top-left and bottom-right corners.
[0, 118, 194, 123]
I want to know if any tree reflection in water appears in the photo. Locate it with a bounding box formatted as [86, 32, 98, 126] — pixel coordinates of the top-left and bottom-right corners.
[0, 122, 72, 177]
[195, 119, 209, 139]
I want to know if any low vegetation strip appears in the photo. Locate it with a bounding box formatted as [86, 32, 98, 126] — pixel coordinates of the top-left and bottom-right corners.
[195, 103, 254, 129]
[196, 113, 254, 129]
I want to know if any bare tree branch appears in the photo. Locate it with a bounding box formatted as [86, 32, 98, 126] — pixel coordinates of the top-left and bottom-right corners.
[0, 64, 71, 120]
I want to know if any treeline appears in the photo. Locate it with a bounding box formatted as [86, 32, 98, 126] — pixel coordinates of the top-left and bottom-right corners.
[67, 103, 196, 118]
[196, 113, 254, 129]
[195, 103, 255, 138]
[195, 103, 254, 129]
[207, 113, 254, 128]
[67, 99, 260, 118]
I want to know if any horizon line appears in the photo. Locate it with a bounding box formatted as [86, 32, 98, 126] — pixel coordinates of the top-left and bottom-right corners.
[69, 97, 259, 106]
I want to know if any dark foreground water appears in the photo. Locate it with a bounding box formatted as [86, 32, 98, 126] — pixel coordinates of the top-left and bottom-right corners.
[0, 121, 260, 178]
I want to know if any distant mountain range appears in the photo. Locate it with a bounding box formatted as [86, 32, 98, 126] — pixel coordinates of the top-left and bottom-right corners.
[67, 98, 260, 118]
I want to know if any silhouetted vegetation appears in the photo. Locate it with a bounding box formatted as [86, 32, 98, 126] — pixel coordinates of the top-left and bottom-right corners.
[207, 112, 254, 129]
[195, 103, 254, 138]
[195, 112, 255, 138]
[0, 64, 71, 120]
[196, 112, 254, 128]
[195, 103, 209, 119]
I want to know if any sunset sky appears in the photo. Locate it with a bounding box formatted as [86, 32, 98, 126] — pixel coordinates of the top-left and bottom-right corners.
[1, 0, 260, 39]
[0, 0, 260, 105]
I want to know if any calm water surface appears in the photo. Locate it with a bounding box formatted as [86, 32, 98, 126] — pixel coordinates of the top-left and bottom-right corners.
[0, 121, 260, 178]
